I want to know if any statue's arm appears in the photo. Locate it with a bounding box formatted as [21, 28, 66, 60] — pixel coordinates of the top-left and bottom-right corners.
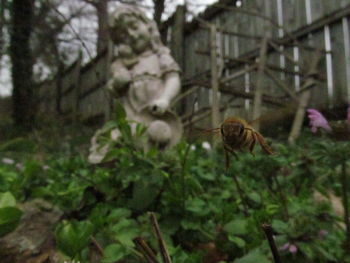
[148, 71, 181, 115]
[162, 71, 181, 102]
[106, 60, 131, 96]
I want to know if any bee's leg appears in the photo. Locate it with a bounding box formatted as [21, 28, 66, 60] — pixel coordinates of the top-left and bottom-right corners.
[224, 148, 230, 170]
[248, 133, 256, 156]
[255, 132, 274, 155]
[224, 145, 239, 160]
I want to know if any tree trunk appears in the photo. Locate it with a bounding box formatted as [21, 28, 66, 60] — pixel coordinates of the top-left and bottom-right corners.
[10, 0, 35, 129]
[0, 0, 5, 58]
[96, 0, 109, 54]
[153, 0, 165, 29]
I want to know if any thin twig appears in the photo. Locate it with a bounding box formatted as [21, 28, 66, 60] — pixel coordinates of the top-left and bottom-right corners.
[91, 236, 104, 255]
[49, 1, 94, 61]
[261, 223, 282, 263]
[149, 212, 172, 263]
[133, 237, 159, 263]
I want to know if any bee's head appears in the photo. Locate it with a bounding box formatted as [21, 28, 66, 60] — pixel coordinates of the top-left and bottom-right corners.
[221, 121, 244, 137]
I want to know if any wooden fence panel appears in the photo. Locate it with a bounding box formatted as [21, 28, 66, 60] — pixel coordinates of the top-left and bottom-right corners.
[37, 1, 350, 124]
[60, 59, 81, 114]
[330, 22, 347, 105]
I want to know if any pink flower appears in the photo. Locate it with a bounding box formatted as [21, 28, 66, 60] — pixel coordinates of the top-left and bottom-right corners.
[289, 244, 298, 254]
[318, 229, 328, 237]
[306, 109, 332, 133]
[2, 158, 14, 165]
[280, 242, 298, 254]
[280, 242, 290, 251]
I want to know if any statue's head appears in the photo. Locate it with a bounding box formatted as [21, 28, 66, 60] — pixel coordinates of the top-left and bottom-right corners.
[109, 5, 162, 54]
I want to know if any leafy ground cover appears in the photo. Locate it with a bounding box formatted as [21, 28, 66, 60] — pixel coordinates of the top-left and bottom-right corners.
[0, 112, 349, 262]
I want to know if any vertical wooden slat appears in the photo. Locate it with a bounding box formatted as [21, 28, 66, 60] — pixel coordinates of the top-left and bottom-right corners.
[171, 5, 186, 71]
[288, 50, 322, 144]
[343, 17, 350, 102]
[324, 24, 334, 107]
[73, 53, 82, 122]
[210, 25, 220, 131]
[331, 22, 347, 105]
[252, 37, 268, 131]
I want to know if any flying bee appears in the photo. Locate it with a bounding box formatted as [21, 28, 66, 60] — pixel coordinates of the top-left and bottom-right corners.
[202, 117, 274, 169]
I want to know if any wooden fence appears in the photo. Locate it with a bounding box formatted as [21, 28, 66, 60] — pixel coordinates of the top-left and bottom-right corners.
[38, 47, 112, 123]
[161, 0, 350, 136]
[38, 0, 350, 139]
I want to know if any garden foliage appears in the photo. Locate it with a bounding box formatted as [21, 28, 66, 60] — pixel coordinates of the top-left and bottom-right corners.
[0, 107, 349, 262]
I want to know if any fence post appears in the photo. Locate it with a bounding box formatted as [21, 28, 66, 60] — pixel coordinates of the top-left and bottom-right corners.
[171, 5, 186, 70]
[288, 50, 322, 144]
[252, 36, 268, 131]
[56, 62, 64, 114]
[104, 40, 114, 121]
[210, 24, 220, 133]
[73, 52, 82, 122]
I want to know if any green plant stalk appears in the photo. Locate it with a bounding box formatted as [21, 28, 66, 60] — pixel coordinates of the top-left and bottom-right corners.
[272, 174, 289, 220]
[180, 144, 191, 211]
[230, 171, 249, 216]
[341, 161, 350, 253]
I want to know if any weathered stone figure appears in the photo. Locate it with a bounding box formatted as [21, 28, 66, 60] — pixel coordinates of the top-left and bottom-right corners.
[89, 4, 182, 163]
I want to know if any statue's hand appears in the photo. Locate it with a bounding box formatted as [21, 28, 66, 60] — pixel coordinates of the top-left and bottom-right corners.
[149, 98, 170, 116]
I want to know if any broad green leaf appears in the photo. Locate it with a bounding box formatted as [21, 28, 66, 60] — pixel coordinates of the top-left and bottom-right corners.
[128, 181, 160, 211]
[229, 235, 246, 248]
[102, 244, 128, 263]
[272, 219, 289, 234]
[224, 219, 248, 235]
[185, 198, 209, 216]
[55, 220, 94, 258]
[248, 192, 261, 204]
[107, 208, 132, 223]
[266, 204, 279, 215]
[111, 218, 139, 247]
[0, 207, 22, 237]
[0, 192, 16, 208]
[234, 250, 270, 263]
[0, 137, 36, 153]
[181, 219, 201, 230]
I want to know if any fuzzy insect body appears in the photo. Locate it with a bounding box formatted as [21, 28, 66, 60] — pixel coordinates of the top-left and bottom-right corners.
[202, 117, 274, 169]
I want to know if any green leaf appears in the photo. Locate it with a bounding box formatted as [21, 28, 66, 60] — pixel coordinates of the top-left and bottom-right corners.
[0, 207, 23, 237]
[228, 235, 246, 248]
[248, 192, 261, 204]
[224, 219, 248, 235]
[0, 192, 16, 208]
[185, 198, 209, 216]
[114, 101, 127, 123]
[272, 219, 289, 234]
[102, 244, 128, 263]
[234, 250, 270, 263]
[0, 137, 36, 152]
[128, 181, 160, 211]
[111, 218, 139, 247]
[181, 219, 201, 230]
[107, 208, 132, 223]
[266, 204, 279, 215]
[55, 220, 94, 258]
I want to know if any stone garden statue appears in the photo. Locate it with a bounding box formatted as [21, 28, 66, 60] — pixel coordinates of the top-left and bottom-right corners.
[89, 4, 183, 163]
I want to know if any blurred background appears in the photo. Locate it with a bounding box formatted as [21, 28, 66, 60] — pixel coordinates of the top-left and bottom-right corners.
[1, 1, 350, 263]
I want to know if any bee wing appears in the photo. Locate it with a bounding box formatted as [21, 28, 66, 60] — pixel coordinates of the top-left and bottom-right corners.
[194, 127, 221, 139]
[249, 101, 298, 128]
